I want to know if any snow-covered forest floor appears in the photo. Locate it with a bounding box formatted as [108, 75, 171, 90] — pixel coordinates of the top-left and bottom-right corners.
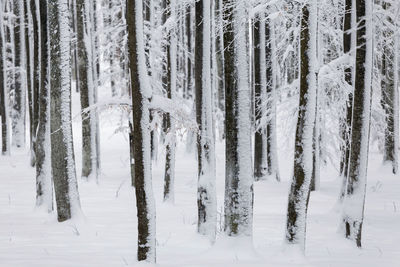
[0, 90, 399, 267]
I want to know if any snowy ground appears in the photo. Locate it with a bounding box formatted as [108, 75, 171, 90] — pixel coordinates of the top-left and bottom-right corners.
[0, 91, 399, 266]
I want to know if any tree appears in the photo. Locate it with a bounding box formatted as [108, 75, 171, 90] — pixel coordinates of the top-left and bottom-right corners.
[264, 15, 280, 182]
[339, 0, 354, 199]
[77, 0, 100, 181]
[223, 0, 253, 236]
[195, 0, 217, 241]
[0, 4, 10, 155]
[30, 0, 40, 166]
[341, 0, 373, 248]
[162, 0, 177, 203]
[127, 0, 156, 262]
[49, 0, 81, 221]
[253, 14, 267, 180]
[12, 0, 27, 148]
[35, 0, 52, 211]
[285, 0, 317, 249]
[380, 0, 398, 174]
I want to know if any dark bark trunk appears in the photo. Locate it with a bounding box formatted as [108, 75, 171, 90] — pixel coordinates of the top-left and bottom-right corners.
[49, 0, 80, 222]
[36, 0, 52, 210]
[253, 18, 266, 180]
[381, 1, 398, 174]
[285, 2, 316, 246]
[12, 0, 26, 148]
[343, 0, 371, 248]
[127, 0, 156, 261]
[340, 0, 353, 179]
[0, 15, 9, 155]
[30, 0, 40, 166]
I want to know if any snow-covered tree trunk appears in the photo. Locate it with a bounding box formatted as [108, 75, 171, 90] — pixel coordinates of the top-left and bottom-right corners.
[381, 0, 398, 174]
[126, 0, 156, 261]
[12, 0, 27, 148]
[163, 0, 177, 203]
[77, 0, 100, 181]
[24, 0, 34, 165]
[35, 0, 52, 212]
[0, 4, 10, 155]
[341, 0, 373, 248]
[195, 0, 217, 241]
[285, 0, 317, 250]
[253, 14, 267, 181]
[223, 0, 253, 236]
[49, 0, 81, 221]
[30, 0, 40, 166]
[339, 0, 355, 201]
[265, 16, 280, 182]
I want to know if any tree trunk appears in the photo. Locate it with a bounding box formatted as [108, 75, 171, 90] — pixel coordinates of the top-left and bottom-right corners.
[127, 0, 156, 261]
[195, 0, 217, 241]
[0, 6, 10, 155]
[35, 0, 53, 212]
[381, 0, 398, 174]
[341, 0, 373, 248]
[162, 0, 176, 203]
[253, 16, 267, 180]
[339, 0, 354, 197]
[223, 0, 253, 236]
[30, 0, 40, 166]
[49, 0, 81, 221]
[265, 17, 280, 182]
[285, 0, 317, 250]
[12, 0, 27, 148]
[77, 0, 100, 181]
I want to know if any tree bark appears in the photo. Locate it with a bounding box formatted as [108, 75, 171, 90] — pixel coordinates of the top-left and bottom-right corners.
[35, 0, 53, 212]
[12, 0, 27, 148]
[223, 0, 253, 236]
[195, 0, 217, 241]
[341, 0, 373, 248]
[285, 0, 317, 249]
[127, 0, 156, 261]
[0, 6, 10, 155]
[49, 0, 81, 221]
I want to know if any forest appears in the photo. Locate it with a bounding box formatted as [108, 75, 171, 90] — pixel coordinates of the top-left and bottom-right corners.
[0, 0, 399, 266]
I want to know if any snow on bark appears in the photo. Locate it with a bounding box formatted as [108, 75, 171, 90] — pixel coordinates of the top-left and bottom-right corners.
[267, 16, 280, 182]
[285, 0, 317, 251]
[195, 0, 217, 241]
[78, 0, 100, 182]
[163, 0, 177, 203]
[49, 0, 81, 221]
[341, 0, 373, 248]
[127, 0, 156, 261]
[224, 0, 254, 237]
[35, 0, 52, 212]
[0, 5, 10, 155]
[12, 0, 27, 148]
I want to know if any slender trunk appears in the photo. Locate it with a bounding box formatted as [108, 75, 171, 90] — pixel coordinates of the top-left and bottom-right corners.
[340, 0, 354, 182]
[285, 0, 317, 250]
[195, 0, 217, 241]
[77, 0, 100, 181]
[36, 0, 52, 211]
[0, 6, 10, 155]
[30, 0, 40, 166]
[381, 1, 398, 174]
[49, 0, 81, 221]
[341, 0, 373, 248]
[253, 16, 266, 180]
[265, 17, 280, 182]
[12, 0, 27, 148]
[223, 0, 253, 236]
[127, 0, 156, 261]
[163, 0, 176, 203]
